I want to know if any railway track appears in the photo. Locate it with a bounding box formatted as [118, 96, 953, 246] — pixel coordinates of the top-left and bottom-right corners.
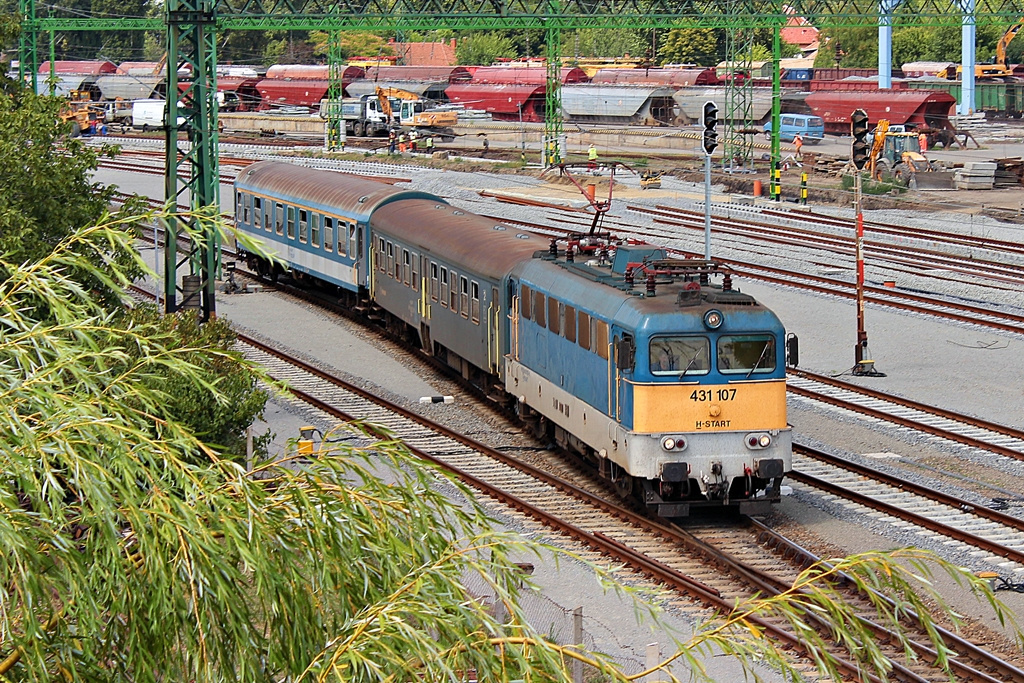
[236, 330, 1024, 682]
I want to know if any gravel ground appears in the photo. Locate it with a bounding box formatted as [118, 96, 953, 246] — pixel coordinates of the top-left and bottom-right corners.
[109, 150, 1024, 675]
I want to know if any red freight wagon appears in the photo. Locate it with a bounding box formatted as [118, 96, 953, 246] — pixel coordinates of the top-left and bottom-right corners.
[467, 66, 589, 85]
[445, 83, 545, 121]
[38, 60, 117, 75]
[363, 66, 472, 83]
[804, 90, 955, 133]
[590, 67, 719, 86]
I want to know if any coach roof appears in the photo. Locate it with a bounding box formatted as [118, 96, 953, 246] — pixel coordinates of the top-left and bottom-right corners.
[235, 161, 443, 223]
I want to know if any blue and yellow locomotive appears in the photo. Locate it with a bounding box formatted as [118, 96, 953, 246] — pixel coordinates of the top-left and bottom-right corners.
[234, 161, 795, 516]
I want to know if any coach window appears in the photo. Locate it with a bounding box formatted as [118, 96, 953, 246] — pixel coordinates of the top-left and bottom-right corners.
[577, 311, 590, 350]
[459, 277, 469, 317]
[450, 271, 459, 311]
[533, 292, 545, 328]
[298, 209, 308, 243]
[564, 305, 576, 343]
[311, 213, 320, 248]
[470, 281, 479, 323]
[236, 193, 243, 221]
[323, 217, 333, 252]
[377, 237, 385, 271]
[548, 297, 560, 335]
[242, 194, 251, 224]
[430, 263, 439, 301]
[275, 203, 284, 235]
[520, 285, 532, 320]
[386, 242, 395, 278]
[348, 224, 357, 258]
[717, 334, 776, 375]
[253, 198, 262, 229]
[411, 254, 419, 291]
[650, 336, 709, 376]
[402, 250, 411, 285]
[595, 320, 609, 360]
[287, 206, 296, 240]
[440, 268, 449, 307]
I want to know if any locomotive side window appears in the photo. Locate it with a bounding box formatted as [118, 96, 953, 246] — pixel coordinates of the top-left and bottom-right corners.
[275, 203, 284, 235]
[548, 298, 560, 335]
[449, 271, 459, 311]
[718, 334, 776, 375]
[595, 320, 609, 360]
[311, 213, 320, 248]
[470, 281, 479, 323]
[402, 250, 411, 286]
[520, 285, 532, 320]
[577, 311, 590, 349]
[564, 305, 576, 343]
[323, 217, 333, 253]
[286, 206, 296, 240]
[650, 337, 710, 376]
[533, 292, 545, 328]
[253, 197, 262, 229]
[298, 209, 308, 243]
[440, 268, 449, 307]
[430, 263, 439, 301]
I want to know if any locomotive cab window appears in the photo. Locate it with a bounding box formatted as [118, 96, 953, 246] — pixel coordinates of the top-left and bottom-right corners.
[650, 337, 710, 376]
[520, 285, 532, 320]
[298, 209, 308, 243]
[323, 217, 332, 252]
[595, 320, 609, 360]
[253, 197, 262, 229]
[717, 334, 776, 375]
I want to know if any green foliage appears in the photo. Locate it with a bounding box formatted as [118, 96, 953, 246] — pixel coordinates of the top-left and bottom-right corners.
[456, 31, 518, 65]
[659, 27, 717, 65]
[122, 305, 270, 464]
[840, 171, 906, 194]
[564, 28, 648, 59]
[309, 30, 394, 61]
[0, 87, 145, 308]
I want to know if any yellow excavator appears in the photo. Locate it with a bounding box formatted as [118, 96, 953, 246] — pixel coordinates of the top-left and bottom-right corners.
[869, 119, 953, 188]
[375, 86, 457, 139]
[60, 89, 106, 137]
[936, 18, 1022, 80]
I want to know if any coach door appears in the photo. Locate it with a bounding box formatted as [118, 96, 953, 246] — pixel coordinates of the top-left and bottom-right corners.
[417, 254, 432, 353]
[487, 285, 501, 374]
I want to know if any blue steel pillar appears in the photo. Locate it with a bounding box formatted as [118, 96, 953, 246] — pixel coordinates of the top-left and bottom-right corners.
[877, 0, 903, 88]
[958, 0, 977, 115]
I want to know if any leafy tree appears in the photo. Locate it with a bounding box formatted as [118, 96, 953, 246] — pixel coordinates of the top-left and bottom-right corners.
[564, 28, 648, 60]
[814, 27, 877, 67]
[456, 32, 518, 65]
[659, 27, 718, 65]
[309, 31, 395, 62]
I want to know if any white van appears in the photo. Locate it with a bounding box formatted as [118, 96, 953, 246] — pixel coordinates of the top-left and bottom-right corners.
[130, 99, 186, 132]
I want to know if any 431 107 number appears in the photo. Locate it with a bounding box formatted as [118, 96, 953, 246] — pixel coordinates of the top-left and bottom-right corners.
[690, 389, 736, 402]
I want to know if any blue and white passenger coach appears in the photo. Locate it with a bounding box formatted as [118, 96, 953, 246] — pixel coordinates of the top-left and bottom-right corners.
[234, 161, 795, 516]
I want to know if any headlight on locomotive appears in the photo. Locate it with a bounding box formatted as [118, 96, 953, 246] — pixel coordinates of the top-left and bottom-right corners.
[745, 432, 772, 449]
[661, 436, 688, 451]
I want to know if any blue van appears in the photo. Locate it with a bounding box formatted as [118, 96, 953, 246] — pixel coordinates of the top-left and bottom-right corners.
[763, 114, 825, 143]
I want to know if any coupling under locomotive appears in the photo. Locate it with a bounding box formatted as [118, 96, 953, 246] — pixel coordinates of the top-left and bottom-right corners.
[232, 161, 795, 517]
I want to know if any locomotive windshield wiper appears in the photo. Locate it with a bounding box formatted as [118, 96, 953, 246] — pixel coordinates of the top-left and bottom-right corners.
[745, 342, 772, 379]
[677, 349, 704, 379]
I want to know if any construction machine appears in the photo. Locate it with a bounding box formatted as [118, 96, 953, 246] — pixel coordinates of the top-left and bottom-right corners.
[935, 18, 1022, 80]
[60, 89, 105, 137]
[375, 86, 458, 140]
[869, 119, 952, 188]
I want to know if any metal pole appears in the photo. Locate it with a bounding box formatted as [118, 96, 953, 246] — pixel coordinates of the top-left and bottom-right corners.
[704, 152, 712, 259]
[854, 172, 866, 366]
[572, 607, 583, 683]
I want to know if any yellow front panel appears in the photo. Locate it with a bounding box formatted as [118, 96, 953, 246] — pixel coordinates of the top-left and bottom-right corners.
[631, 380, 788, 434]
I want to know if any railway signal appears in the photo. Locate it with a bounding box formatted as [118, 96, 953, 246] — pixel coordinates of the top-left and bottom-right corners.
[701, 101, 718, 156]
[851, 109, 870, 170]
[701, 100, 718, 259]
